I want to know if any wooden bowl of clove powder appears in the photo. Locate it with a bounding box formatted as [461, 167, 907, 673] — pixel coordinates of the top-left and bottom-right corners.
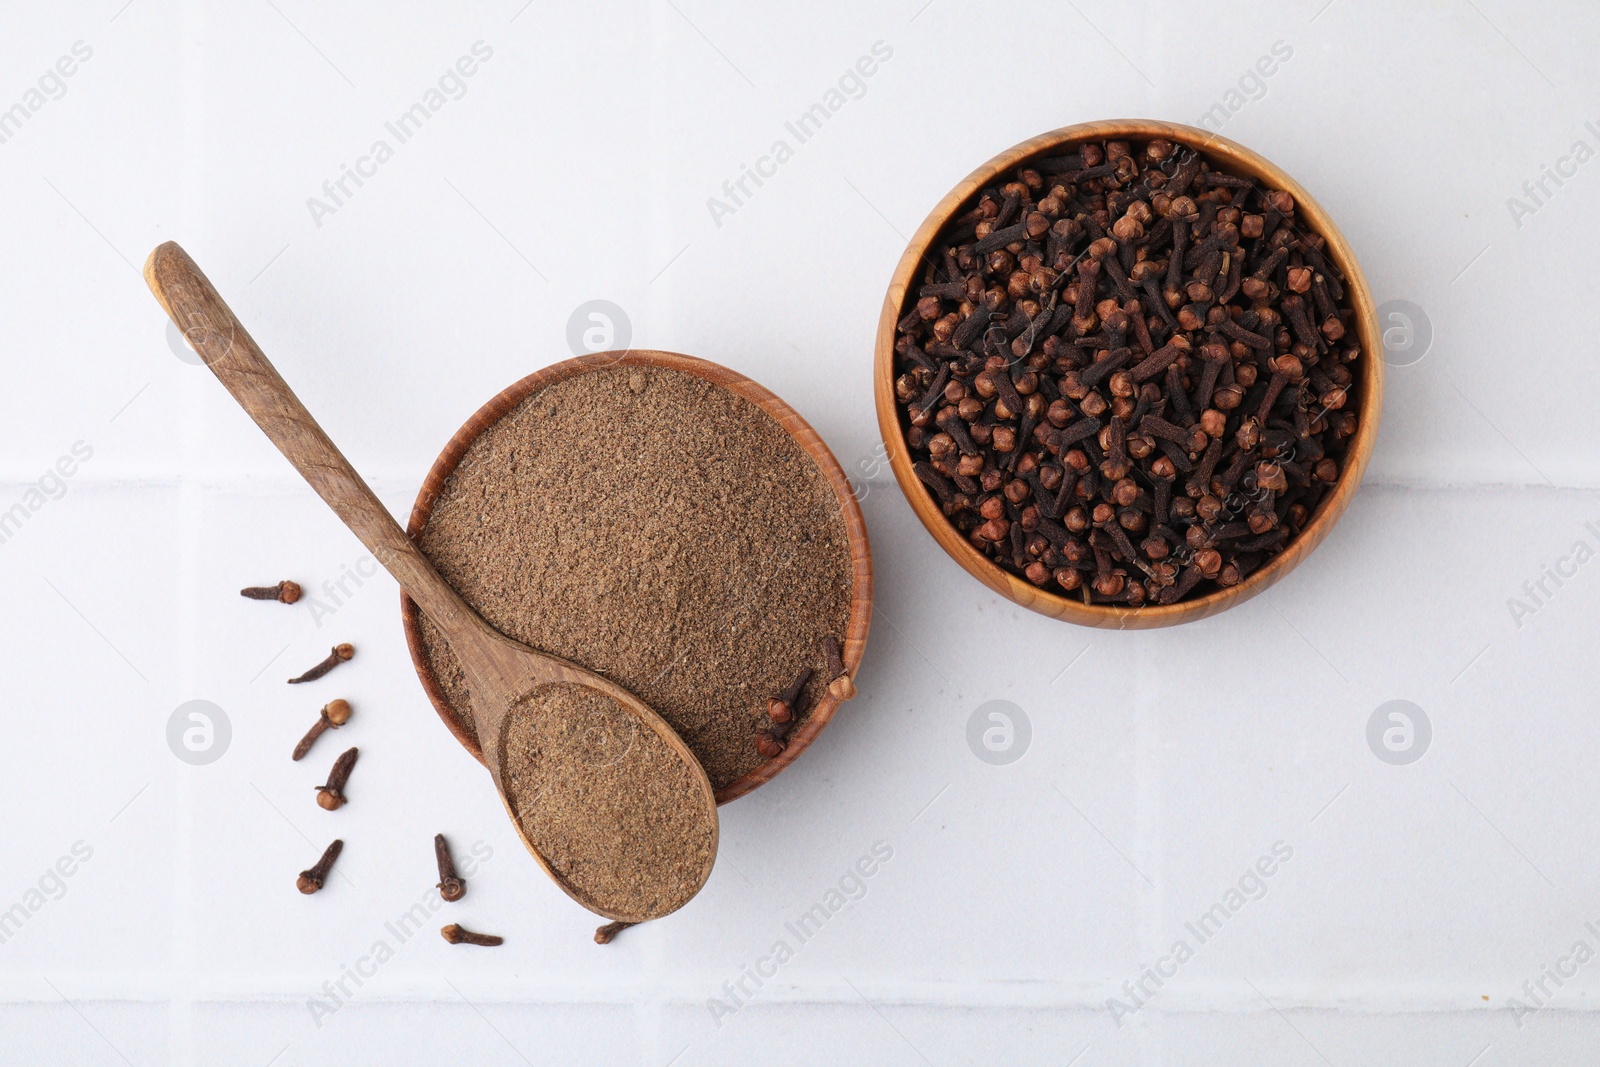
[403, 351, 871, 803]
[876, 119, 1383, 628]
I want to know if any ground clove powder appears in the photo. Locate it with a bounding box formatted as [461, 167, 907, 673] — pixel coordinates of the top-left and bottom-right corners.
[415, 364, 854, 793]
[500, 683, 716, 918]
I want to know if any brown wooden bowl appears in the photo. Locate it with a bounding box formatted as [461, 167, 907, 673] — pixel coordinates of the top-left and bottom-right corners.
[874, 119, 1383, 628]
[401, 350, 873, 803]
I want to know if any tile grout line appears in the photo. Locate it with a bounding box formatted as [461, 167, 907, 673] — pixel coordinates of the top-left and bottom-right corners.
[1141, 2, 1170, 1046]
[1134, 621, 1164, 1063]
[173, 0, 207, 1061]
[24, 475, 1600, 495]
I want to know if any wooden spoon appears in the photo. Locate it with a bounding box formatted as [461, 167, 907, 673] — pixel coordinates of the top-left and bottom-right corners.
[144, 241, 718, 922]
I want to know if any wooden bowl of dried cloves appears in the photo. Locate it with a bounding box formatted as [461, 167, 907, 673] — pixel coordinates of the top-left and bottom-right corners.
[875, 119, 1382, 628]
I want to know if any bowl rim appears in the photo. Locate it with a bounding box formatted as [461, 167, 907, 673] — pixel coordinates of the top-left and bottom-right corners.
[873, 118, 1384, 629]
[401, 349, 874, 803]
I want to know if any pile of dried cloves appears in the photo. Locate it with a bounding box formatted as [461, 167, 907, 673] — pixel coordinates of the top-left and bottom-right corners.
[893, 137, 1361, 606]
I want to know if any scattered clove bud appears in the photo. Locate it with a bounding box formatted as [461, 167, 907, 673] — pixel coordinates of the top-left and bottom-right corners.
[757, 667, 815, 758]
[297, 839, 343, 894]
[441, 923, 503, 947]
[823, 636, 856, 702]
[434, 833, 465, 902]
[288, 643, 355, 684]
[241, 580, 301, 604]
[595, 920, 636, 945]
[766, 667, 813, 725]
[315, 747, 359, 811]
[293, 698, 352, 761]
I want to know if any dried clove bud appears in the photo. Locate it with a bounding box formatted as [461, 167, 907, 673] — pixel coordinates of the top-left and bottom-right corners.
[595, 920, 636, 945]
[288, 643, 355, 684]
[766, 667, 813, 726]
[297, 839, 343, 895]
[823, 636, 856, 702]
[241, 580, 301, 603]
[434, 834, 465, 902]
[315, 747, 359, 811]
[441, 923, 503, 947]
[293, 698, 352, 761]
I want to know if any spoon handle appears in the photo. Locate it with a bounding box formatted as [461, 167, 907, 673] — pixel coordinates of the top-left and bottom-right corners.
[143, 241, 482, 640]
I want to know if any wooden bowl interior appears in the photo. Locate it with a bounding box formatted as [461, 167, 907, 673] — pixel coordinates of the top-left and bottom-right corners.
[874, 119, 1383, 629]
[402, 350, 873, 804]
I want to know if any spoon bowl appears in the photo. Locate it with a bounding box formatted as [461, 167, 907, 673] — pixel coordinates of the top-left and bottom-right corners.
[144, 242, 718, 922]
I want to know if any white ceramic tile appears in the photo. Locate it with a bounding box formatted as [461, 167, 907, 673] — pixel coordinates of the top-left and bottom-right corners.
[7, 1, 1600, 1063]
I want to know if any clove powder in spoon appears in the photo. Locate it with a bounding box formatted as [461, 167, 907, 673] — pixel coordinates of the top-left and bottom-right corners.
[414, 364, 855, 794]
[500, 683, 716, 919]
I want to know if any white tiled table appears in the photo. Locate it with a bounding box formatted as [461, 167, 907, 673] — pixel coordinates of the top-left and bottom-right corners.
[3, 1, 1597, 1063]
